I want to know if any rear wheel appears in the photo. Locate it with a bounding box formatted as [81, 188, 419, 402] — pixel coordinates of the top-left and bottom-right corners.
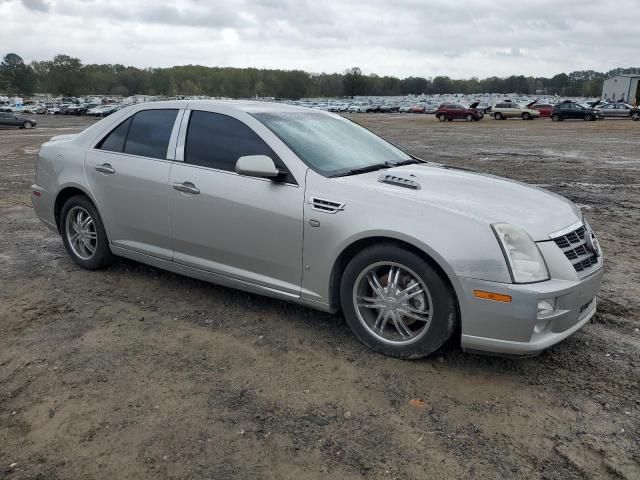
[551, 114, 561, 122]
[340, 244, 457, 359]
[522, 112, 531, 120]
[437, 114, 446, 122]
[22, 121, 33, 129]
[584, 113, 594, 121]
[60, 195, 115, 270]
[494, 112, 503, 120]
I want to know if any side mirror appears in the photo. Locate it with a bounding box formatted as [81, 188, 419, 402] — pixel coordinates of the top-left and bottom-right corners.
[235, 155, 285, 180]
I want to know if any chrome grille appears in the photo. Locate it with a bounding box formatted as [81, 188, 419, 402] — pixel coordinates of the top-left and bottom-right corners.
[552, 224, 599, 273]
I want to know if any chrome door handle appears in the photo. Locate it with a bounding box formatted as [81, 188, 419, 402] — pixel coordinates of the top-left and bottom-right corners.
[95, 163, 115, 174]
[173, 181, 200, 194]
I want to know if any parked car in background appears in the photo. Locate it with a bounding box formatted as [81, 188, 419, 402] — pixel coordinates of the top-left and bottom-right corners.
[491, 102, 540, 120]
[410, 105, 426, 114]
[527, 101, 554, 118]
[435, 102, 483, 121]
[551, 101, 604, 121]
[0, 111, 37, 129]
[347, 102, 370, 113]
[594, 102, 634, 118]
[32, 100, 603, 359]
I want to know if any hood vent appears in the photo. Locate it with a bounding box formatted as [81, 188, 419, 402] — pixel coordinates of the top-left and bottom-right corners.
[309, 197, 345, 214]
[378, 173, 421, 190]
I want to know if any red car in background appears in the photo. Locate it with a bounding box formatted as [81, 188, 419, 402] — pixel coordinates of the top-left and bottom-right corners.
[527, 100, 554, 118]
[435, 102, 483, 121]
[410, 105, 426, 113]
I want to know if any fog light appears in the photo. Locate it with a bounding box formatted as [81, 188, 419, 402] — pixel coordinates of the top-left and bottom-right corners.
[537, 298, 556, 317]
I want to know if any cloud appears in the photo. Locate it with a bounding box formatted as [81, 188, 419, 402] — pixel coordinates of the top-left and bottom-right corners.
[21, 0, 49, 12]
[1, 0, 639, 78]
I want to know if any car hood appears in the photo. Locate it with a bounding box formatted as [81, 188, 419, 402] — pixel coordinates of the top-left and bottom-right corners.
[337, 164, 581, 241]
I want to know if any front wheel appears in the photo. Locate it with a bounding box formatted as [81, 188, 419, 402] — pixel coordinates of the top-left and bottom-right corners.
[340, 244, 457, 359]
[465, 114, 474, 122]
[584, 113, 594, 121]
[60, 195, 115, 270]
[551, 114, 561, 122]
[437, 114, 446, 122]
[522, 113, 531, 120]
[494, 112, 503, 120]
[632, 112, 640, 121]
[23, 121, 33, 129]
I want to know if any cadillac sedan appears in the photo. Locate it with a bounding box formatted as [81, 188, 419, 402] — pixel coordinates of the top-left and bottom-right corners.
[32, 101, 603, 358]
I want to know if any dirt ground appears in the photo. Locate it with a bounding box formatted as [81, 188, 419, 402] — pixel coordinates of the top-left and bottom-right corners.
[1, 113, 639, 480]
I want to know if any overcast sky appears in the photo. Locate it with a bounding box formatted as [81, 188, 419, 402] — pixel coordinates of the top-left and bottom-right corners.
[1, 0, 637, 78]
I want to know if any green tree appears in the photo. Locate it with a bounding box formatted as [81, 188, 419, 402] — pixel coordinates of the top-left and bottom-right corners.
[0, 53, 36, 95]
[46, 54, 85, 95]
[343, 67, 366, 97]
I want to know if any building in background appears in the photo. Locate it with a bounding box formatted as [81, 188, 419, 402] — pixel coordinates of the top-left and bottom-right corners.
[602, 75, 640, 104]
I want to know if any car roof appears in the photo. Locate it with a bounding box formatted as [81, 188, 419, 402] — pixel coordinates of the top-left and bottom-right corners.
[184, 99, 315, 114]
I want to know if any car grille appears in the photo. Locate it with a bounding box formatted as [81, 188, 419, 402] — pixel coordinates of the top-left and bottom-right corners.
[552, 225, 599, 273]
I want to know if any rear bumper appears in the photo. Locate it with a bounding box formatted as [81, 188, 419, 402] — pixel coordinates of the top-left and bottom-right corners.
[31, 184, 58, 233]
[455, 266, 603, 356]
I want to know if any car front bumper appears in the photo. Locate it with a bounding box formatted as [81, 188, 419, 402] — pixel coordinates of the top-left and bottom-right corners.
[454, 266, 603, 356]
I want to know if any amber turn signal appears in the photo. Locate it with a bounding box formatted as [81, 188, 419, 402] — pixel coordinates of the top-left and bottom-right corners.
[473, 290, 512, 303]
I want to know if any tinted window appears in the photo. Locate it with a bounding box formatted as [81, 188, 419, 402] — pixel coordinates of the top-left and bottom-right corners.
[123, 109, 178, 159]
[185, 111, 285, 174]
[97, 117, 132, 153]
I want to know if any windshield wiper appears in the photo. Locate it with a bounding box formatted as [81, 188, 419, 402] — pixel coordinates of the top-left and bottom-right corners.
[331, 161, 393, 177]
[390, 158, 422, 166]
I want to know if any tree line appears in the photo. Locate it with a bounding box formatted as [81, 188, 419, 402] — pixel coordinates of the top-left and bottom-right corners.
[1, 52, 639, 99]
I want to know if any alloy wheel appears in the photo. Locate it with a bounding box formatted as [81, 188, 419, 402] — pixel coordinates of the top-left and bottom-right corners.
[352, 262, 433, 345]
[65, 206, 97, 260]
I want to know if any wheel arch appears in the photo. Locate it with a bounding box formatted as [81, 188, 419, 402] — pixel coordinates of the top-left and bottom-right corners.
[328, 235, 459, 316]
[54, 185, 99, 233]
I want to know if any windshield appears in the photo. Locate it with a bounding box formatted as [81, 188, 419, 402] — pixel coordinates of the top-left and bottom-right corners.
[253, 112, 411, 177]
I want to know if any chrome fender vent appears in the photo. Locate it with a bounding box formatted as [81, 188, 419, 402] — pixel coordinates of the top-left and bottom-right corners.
[309, 197, 345, 214]
[378, 173, 421, 190]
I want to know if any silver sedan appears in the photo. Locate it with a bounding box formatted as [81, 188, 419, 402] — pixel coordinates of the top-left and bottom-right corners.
[32, 101, 603, 358]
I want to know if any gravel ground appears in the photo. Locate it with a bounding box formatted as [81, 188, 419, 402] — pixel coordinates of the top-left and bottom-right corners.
[0, 113, 639, 480]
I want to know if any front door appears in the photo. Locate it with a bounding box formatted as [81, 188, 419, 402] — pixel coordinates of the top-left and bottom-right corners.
[84, 109, 179, 260]
[168, 110, 304, 295]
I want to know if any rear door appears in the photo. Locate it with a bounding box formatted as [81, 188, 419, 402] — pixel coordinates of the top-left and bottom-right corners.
[84, 108, 181, 260]
[168, 109, 305, 295]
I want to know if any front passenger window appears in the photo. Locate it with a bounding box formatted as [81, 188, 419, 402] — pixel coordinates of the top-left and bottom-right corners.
[185, 110, 283, 174]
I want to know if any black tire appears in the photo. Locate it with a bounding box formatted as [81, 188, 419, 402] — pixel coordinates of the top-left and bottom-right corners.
[551, 114, 561, 122]
[522, 112, 531, 120]
[465, 114, 474, 122]
[23, 121, 33, 129]
[494, 112, 503, 120]
[437, 114, 446, 122]
[584, 113, 593, 121]
[632, 112, 640, 121]
[339, 244, 458, 359]
[447, 118, 453, 122]
[59, 195, 115, 270]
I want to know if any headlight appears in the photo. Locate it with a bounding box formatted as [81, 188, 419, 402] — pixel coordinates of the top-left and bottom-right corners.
[492, 223, 549, 283]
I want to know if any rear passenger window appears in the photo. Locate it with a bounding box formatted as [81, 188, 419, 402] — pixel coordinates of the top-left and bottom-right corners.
[98, 117, 132, 153]
[124, 109, 178, 159]
[185, 111, 281, 173]
[97, 110, 177, 159]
